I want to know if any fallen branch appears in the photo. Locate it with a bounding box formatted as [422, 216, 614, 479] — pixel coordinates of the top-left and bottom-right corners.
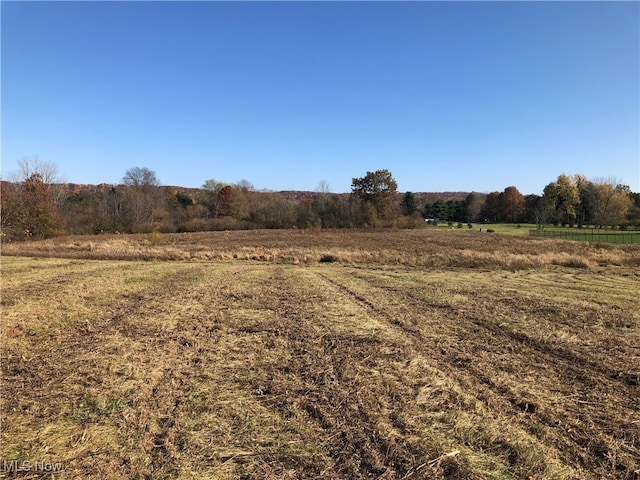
[400, 450, 461, 479]
[427, 449, 460, 467]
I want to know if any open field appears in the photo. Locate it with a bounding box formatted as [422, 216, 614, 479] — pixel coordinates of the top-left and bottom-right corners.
[529, 229, 640, 244]
[438, 224, 538, 236]
[2, 228, 640, 266]
[1, 230, 639, 479]
[432, 224, 640, 244]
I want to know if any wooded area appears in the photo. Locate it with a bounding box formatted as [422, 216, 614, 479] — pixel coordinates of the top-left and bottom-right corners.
[1, 160, 639, 240]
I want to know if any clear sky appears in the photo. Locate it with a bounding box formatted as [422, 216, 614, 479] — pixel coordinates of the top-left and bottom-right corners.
[2, 1, 639, 195]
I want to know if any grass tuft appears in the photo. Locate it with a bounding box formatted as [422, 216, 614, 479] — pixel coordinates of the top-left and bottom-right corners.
[319, 254, 339, 263]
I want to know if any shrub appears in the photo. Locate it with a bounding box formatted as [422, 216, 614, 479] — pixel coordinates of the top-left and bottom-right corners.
[146, 231, 165, 245]
[319, 254, 339, 263]
[486, 229, 495, 233]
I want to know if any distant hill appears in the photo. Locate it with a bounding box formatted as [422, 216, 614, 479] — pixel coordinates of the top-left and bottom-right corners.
[275, 190, 484, 206]
[4, 180, 485, 208]
[415, 192, 485, 205]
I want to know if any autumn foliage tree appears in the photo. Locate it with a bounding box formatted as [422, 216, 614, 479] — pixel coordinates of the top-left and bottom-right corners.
[500, 186, 525, 223]
[540, 174, 633, 228]
[1, 181, 22, 237]
[351, 169, 398, 220]
[589, 180, 633, 228]
[543, 174, 580, 226]
[3, 161, 639, 238]
[480, 192, 502, 222]
[198, 179, 229, 218]
[19, 173, 60, 238]
[1, 157, 62, 239]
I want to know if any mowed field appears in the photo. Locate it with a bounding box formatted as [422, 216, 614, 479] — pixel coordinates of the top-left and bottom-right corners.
[1, 229, 639, 479]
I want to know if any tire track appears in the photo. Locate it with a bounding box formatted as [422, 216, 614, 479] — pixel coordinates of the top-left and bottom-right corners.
[240, 267, 448, 479]
[1, 260, 137, 307]
[314, 268, 640, 478]
[1, 262, 218, 478]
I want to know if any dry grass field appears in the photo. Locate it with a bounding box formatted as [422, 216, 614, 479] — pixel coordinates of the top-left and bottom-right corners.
[1, 229, 639, 479]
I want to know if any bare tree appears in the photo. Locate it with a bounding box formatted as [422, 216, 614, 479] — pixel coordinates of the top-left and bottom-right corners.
[120, 167, 161, 230]
[529, 195, 548, 229]
[122, 167, 160, 188]
[16, 156, 62, 184]
[316, 180, 331, 194]
[236, 179, 255, 192]
[10, 156, 67, 207]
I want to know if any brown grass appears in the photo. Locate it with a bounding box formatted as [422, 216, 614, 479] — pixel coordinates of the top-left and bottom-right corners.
[2, 228, 639, 270]
[1, 230, 639, 479]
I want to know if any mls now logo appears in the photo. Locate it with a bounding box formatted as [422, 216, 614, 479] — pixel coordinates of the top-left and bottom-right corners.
[2, 460, 64, 472]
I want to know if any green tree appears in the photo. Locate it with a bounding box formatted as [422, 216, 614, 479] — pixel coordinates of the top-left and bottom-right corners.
[449, 199, 468, 222]
[351, 169, 398, 219]
[402, 192, 418, 216]
[433, 199, 449, 221]
[175, 191, 194, 208]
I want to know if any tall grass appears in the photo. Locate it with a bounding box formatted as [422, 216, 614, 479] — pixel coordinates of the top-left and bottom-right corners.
[3, 229, 638, 270]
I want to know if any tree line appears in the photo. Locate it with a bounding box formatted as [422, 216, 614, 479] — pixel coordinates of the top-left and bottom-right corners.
[420, 174, 639, 228]
[1, 159, 639, 240]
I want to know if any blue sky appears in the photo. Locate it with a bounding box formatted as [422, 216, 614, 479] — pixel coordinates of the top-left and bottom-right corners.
[2, 1, 639, 194]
